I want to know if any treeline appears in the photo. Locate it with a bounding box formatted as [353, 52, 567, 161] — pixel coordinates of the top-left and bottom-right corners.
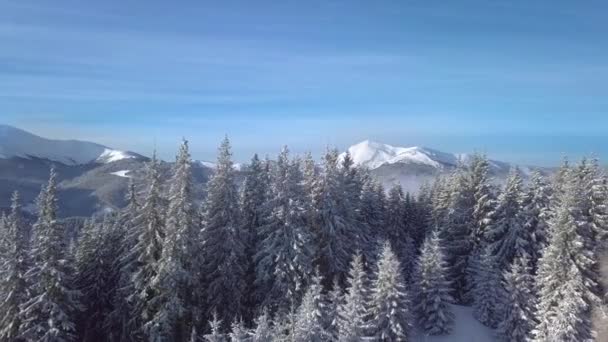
[0, 137, 607, 341]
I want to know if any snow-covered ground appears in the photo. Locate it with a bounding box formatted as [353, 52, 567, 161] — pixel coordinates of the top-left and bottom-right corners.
[110, 170, 131, 178]
[414, 305, 495, 342]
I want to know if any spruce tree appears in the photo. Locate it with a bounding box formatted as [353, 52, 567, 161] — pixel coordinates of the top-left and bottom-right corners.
[472, 248, 503, 328]
[255, 147, 314, 313]
[229, 319, 250, 342]
[520, 170, 551, 272]
[533, 171, 598, 341]
[484, 168, 526, 269]
[19, 168, 83, 341]
[496, 256, 536, 342]
[325, 278, 343, 341]
[201, 137, 246, 322]
[293, 271, 329, 342]
[414, 231, 454, 336]
[0, 192, 31, 342]
[240, 153, 270, 320]
[149, 139, 199, 341]
[369, 242, 412, 341]
[131, 153, 166, 339]
[385, 185, 415, 280]
[251, 309, 273, 342]
[337, 253, 369, 342]
[204, 313, 225, 342]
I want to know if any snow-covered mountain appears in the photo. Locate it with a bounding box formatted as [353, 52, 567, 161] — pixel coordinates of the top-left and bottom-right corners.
[0, 124, 142, 165]
[341, 140, 548, 193]
[340, 140, 461, 170]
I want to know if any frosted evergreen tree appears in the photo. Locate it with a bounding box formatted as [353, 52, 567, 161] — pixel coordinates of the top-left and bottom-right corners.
[414, 231, 454, 336]
[204, 313, 226, 342]
[0, 192, 31, 342]
[105, 179, 142, 342]
[533, 172, 598, 341]
[484, 168, 526, 269]
[148, 139, 199, 341]
[337, 253, 369, 342]
[293, 271, 329, 342]
[369, 242, 412, 341]
[241, 153, 270, 320]
[472, 248, 503, 328]
[256, 149, 314, 313]
[469, 154, 495, 247]
[75, 217, 120, 341]
[441, 170, 474, 304]
[229, 319, 250, 342]
[251, 309, 273, 342]
[588, 162, 608, 245]
[201, 137, 246, 322]
[313, 149, 358, 285]
[496, 256, 536, 342]
[520, 170, 551, 271]
[19, 168, 83, 341]
[325, 278, 343, 341]
[385, 185, 415, 280]
[131, 152, 166, 339]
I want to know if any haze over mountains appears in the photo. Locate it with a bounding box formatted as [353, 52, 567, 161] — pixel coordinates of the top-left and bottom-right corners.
[0, 124, 547, 218]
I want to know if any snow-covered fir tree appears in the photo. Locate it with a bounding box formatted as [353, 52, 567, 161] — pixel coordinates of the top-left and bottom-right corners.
[148, 139, 200, 341]
[520, 170, 551, 271]
[228, 319, 250, 342]
[414, 230, 454, 336]
[255, 147, 314, 313]
[240, 153, 270, 320]
[313, 149, 359, 286]
[201, 137, 247, 323]
[533, 169, 599, 341]
[359, 177, 386, 266]
[337, 252, 369, 342]
[293, 271, 329, 342]
[385, 185, 415, 280]
[472, 248, 503, 328]
[204, 313, 225, 342]
[496, 255, 536, 342]
[19, 168, 83, 341]
[484, 168, 526, 269]
[369, 242, 412, 341]
[105, 179, 142, 342]
[0, 192, 31, 342]
[325, 278, 343, 341]
[131, 152, 166, 339]
[251, 309, 273, 342]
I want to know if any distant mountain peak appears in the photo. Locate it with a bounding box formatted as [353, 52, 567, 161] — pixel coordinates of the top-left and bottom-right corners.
[0, 124, 142, 165]
[341, 140, 460, 170]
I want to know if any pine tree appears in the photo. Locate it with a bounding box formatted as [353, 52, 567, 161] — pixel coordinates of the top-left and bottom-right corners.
[484, 168, 526, 269]
[472, 248, 503, 328]
[313, 149, 358, 285]
[229, 319, 250, 342]
[293, 271, 329, 342]
[533, 171, 598, 341]
[496, 256, 536, 342]
[251, 309, 273, 342]
[131, 153, 166, 340]
[325, 278, 343, 341]
[369, 242, 412, 341]
[520, 170, 551, 272]
[385, 185, 415, 280]
[19, 168, 83, 341]
[105, 179, 142, 342]
[201, 137, 246, 323]
[149, 139, 199, 341]
[359, 177, 386, 263]
[337, 253, 369, 342]
[414, 231, 454, 336]
[204, 313, 225, 342]
[256, 147, 314, 313]
[0, 192, 31, 342]
[241, 153, 270, 321]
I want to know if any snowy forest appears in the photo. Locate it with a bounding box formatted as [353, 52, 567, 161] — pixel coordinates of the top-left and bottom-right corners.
[0, 137, 607, 342]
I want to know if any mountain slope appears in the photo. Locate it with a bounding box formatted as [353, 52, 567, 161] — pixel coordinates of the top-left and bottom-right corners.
[0, 124, 142, 165]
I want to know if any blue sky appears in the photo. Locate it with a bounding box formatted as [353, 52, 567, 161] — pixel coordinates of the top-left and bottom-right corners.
[2, 0, 607, 165]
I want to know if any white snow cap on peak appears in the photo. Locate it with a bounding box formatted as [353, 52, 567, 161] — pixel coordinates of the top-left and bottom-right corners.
[340, 140, 460, 170]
